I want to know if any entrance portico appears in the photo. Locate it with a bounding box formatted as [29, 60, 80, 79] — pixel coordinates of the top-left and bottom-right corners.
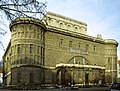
[56, 56, 105, 86]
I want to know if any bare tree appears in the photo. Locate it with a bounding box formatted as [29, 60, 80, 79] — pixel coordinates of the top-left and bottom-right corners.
[0, 0, 47, 51]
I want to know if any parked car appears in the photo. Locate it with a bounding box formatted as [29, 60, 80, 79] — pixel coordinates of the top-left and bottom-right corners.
[110, 82, 120, 91]
[64, 85, 79, 90]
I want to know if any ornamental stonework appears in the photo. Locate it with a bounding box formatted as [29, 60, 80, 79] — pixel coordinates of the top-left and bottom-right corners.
[3, 12, 118, 89]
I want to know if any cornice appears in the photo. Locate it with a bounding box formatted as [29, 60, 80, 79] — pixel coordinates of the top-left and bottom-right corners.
[56, 63, 105, 70]
[10, 17, 46, 31]
[46, 25, 105, 44]
[47, 11, 87, 26]
[11, 64, 56, 70]
[105, 39, 118, 46]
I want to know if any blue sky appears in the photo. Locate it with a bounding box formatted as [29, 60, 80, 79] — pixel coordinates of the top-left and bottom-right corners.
[44, 0, 120, 59]
[0, 0, 120, 60]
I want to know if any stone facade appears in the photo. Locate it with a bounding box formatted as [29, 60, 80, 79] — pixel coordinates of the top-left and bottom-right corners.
[3, 12, 118, 88]
[3, 18, 46, 87]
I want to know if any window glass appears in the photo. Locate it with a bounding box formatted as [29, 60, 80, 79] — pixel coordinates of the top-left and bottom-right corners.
[30, 72, 34, 83]
[30, 44, 33, 53]
[86, 44, 89, 51]
[59, 39, 63, 46]
[17, 44, 20, 54]
[69, 41, 72, 47]
[17, 72, 21, 83]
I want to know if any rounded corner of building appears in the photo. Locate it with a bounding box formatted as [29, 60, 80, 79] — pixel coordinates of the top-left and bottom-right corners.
[105, 39, 118, 46]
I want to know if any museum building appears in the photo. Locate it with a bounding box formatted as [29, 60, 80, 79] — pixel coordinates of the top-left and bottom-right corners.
[3, 12, 118, 87]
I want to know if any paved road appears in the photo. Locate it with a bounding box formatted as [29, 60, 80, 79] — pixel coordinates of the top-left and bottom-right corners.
[0, 87, 109, 91]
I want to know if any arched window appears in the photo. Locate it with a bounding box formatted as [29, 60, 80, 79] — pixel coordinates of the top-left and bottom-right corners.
[75, 26, 78, 30]
[60, 22, 63, 27]
[67, 25, 71, 29]
[68, 56, 89, 65]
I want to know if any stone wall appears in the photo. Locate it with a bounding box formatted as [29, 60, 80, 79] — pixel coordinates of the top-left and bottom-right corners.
[43, 12, 87, 34]
[3, 12, 118, 87]
[11, 67, 44, 85]
[105, 40, 118, 83]
[44, 30, 106, 84]
[45, 31, 105, 67]
[3, 17, 46, 86]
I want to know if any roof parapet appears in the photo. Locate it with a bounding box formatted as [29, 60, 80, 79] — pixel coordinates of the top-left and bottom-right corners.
[10, 17, 46, 31]
[105, 39, 118, 46]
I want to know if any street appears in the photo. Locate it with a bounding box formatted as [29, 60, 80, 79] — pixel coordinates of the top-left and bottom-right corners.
[0, 87, 109, 91]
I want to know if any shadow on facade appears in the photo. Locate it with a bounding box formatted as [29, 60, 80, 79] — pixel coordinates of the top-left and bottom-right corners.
[3, 56, 106, 89]
[4, 57, 45, 89]
[56, 66, 105, 87]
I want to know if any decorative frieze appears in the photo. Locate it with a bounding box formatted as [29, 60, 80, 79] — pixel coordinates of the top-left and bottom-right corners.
[43, 12, 87, 35]
[70, 48, 88, 55]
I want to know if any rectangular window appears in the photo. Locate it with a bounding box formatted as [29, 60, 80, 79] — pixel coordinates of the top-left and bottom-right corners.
[39, 73, 41, 82]
[17, 72, 21, 83]
[30, 72, 34, 83]
[69, 41, 72, 47]
[40, 57, 43, 65]
[108, 57, 111, 63]
[40, 57, 44, 65]
[93, 45, 96, 52]
[20, 58, 22, 64]
[42, 57, 44, 65]
[41, 31, 44, 41]
[37, 46, 39, 54]
[34, 30, 36, 38]
[78, 43, 81, 49]
[17, 44, 20, 54]
[37, 57, 39, 64]
[41, 35, 43, 41]
[30, 44, 33, 53]
[86, 44, 89, 51]
[41, 47, 43, 56]
[41, 47, 44, 56]
[59, 39, 63, 46]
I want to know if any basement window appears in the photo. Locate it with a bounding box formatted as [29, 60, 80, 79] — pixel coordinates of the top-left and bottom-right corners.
[17, 72, 21, 83]
[30, 72, 34, 83]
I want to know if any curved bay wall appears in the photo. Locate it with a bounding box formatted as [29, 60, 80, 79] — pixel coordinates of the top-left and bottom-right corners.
[105, 39, 118, 83]
[10, 18, 45, 66]
[9, 17, 46, 85]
